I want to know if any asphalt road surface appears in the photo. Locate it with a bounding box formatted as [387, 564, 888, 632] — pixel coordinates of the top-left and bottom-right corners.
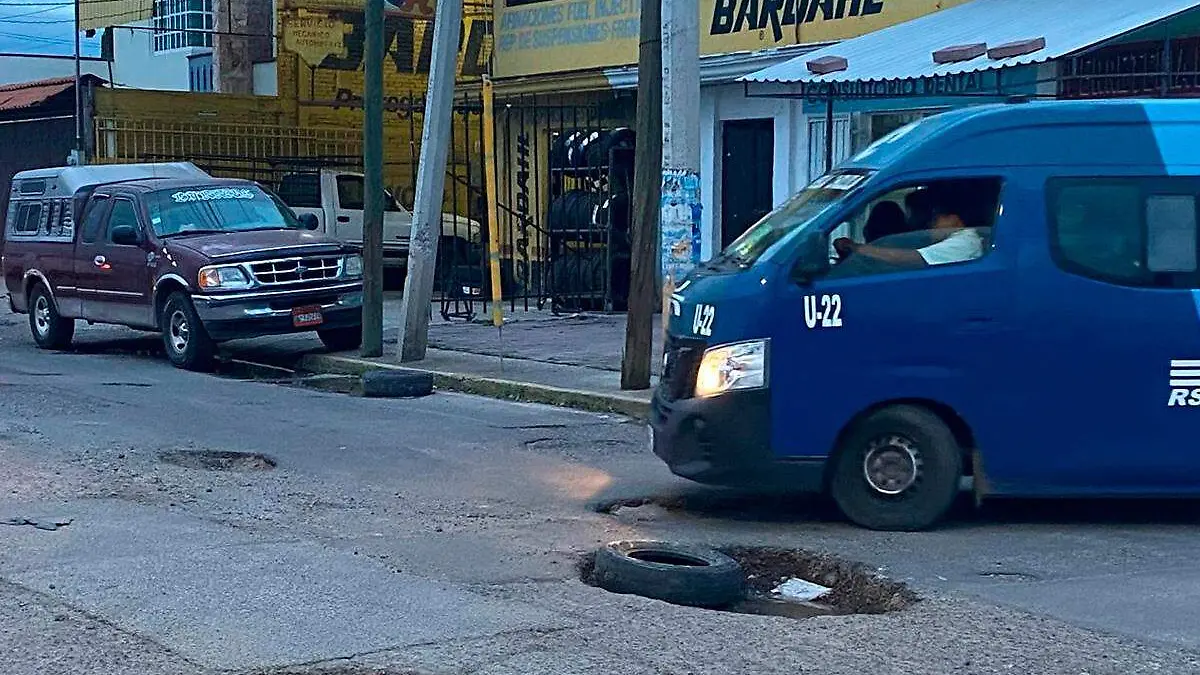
[3, 310, 1200, 674]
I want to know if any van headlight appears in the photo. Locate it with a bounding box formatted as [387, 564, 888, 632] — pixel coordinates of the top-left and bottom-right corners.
[342, 254, 363, 279]
[694, 339, 768, 398]
[197, 264, 252, 290]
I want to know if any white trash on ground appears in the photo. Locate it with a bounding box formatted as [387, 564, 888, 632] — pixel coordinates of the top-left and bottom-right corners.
[772, 578, 832, 602]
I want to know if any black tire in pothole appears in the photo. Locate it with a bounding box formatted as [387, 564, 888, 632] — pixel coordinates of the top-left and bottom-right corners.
[361, 370, 434, 398]
[829, 404, 962, 532]
[592, 541, 744, 608]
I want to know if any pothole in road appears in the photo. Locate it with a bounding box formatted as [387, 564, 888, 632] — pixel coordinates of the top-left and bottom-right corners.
[159, 449, 276, 471]
[250, 668, 419, 675]
[579, 545, 916, 620]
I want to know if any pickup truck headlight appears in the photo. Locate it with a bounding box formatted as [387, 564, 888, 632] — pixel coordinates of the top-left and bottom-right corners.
[197, 264, 252, 290]
[342, 254, 363, 279]
[694, 339, 768, 398]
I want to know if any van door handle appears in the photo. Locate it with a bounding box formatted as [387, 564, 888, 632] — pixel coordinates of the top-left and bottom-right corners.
[336, 216, 350, 223]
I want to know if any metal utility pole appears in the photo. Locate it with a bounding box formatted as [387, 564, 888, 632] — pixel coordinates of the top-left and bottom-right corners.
[361, 0, 386, 357]
[396, 0, 463, 362]
[620, 0, 663, 390]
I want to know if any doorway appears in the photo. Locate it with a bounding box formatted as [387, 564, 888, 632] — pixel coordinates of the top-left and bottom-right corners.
[721, 118, 774, 249]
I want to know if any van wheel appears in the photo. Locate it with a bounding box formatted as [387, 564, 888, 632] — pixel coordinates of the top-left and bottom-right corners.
[829, 405, 962, 532]
[318, 326, 362, 352]
[161, 292, 214, 372]
[28, 284, 74, 350]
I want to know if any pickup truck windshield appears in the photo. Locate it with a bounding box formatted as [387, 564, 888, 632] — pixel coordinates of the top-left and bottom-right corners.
[146, 185, 304, 237]
[717, 172, 872, 265]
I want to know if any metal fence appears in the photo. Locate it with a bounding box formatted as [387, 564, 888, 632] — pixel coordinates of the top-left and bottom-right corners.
[91, 89, 636, 321]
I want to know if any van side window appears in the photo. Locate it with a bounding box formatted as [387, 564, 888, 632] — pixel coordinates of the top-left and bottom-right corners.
[1050, 178, 1200, 288]
[80, 196, 111, 244]
[824, 177, 1003, 280]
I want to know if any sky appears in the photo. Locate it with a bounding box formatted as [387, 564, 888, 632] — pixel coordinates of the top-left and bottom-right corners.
[0, 1, 102, 57]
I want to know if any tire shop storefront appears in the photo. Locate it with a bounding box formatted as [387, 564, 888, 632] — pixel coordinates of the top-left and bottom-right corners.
[489, 0, 972, 295]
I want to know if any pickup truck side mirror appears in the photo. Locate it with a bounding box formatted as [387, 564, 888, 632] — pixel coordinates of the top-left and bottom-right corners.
[298, 213, 320, 231]
[110, 225, 141, 247]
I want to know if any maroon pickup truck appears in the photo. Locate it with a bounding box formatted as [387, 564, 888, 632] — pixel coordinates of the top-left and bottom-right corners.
[2, 163, 363, 370]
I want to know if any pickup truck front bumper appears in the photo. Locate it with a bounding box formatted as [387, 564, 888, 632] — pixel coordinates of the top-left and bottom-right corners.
[193, 282, 362, 341]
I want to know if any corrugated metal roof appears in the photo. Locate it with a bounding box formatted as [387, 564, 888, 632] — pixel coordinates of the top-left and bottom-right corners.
[0, 75, 104, 113]
[741, 0, 1200, 84]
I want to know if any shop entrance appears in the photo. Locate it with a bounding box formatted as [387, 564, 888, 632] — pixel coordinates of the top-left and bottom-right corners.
[721, 118, 775, 249]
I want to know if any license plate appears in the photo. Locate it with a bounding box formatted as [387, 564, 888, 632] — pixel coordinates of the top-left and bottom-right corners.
[292, 306, 324, 328]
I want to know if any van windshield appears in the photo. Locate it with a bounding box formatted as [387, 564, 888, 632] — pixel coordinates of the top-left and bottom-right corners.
[146, 185, 304, 237]
[718, 172, 872, 265]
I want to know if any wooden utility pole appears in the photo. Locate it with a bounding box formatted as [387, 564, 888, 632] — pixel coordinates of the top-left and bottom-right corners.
[621, 0, 664, 390]
[397, 0, 464, 362]
[361, 0, 386, 357]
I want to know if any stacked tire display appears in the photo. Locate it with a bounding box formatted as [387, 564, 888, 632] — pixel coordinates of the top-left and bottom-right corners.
[547, 127, 635, 312]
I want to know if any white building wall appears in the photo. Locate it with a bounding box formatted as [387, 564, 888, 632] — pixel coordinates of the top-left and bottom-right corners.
[699, 82, 808, 261]
[110, 20, 208, 91]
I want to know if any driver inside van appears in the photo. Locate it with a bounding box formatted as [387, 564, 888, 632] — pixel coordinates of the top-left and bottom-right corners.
[834, 199, 983, 267]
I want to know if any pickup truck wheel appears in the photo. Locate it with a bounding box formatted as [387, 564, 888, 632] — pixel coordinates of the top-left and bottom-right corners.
[162, 292, 215, 372]
[318, 326, 362, 352]
[28, 284, 74, 350]
[829, 405, 962, 532]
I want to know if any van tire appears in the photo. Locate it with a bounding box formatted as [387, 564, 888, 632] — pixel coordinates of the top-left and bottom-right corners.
[829, 405, 962, 532]
[28, 283, 74, 350]
[318, 326, 362, 352]
[161, 292, 215, 372]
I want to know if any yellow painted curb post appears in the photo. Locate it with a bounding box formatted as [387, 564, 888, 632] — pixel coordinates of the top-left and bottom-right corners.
[482, 75, 504, 329]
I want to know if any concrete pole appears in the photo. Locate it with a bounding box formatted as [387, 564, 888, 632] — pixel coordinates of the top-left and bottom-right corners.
[620, 0, 663, 390]
[396, 0, 463, 362]
[361, 0, 386, 357]
[660, 0, 701, 280]
[213, 0, 254, 94]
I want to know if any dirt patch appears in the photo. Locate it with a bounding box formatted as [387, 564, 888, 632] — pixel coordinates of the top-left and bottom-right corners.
[159, 450, 276, 471]
[579, 545, 916, 619]
[723, 546, 917, 615]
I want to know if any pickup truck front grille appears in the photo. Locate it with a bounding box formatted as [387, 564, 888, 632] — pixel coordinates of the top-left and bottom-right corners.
[248, 256, 342, 286]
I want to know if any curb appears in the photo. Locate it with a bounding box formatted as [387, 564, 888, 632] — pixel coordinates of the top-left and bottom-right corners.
[298, 353, 652, 420]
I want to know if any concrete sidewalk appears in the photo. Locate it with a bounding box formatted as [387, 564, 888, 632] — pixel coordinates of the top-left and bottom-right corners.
[296, 293, 664, 419]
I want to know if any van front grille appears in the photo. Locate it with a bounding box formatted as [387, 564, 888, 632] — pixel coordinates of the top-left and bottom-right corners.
[248, 256, 342, 286]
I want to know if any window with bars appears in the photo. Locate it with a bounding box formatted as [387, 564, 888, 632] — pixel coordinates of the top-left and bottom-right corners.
[153, 0, 214, 52]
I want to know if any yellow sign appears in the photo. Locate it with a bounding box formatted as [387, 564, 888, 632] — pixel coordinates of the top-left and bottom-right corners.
[493, 0, 969, 78]
[284, 14, 353, 67]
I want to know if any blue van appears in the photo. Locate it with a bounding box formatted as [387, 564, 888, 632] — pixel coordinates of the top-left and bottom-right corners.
[650, 99, 1200, 531]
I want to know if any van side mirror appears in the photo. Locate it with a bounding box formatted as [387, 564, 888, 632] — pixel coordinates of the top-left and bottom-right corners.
[111, 225, 141, 246]
[298, 213, 320, 230]
[790, 234, 830, 286]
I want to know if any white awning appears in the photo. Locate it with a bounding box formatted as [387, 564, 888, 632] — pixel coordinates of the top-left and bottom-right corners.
[741, 0, 1200, 85]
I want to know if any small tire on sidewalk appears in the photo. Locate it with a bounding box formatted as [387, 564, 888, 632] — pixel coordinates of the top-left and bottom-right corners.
[361, 369, 434, 398]
[592, 541, 744, 608]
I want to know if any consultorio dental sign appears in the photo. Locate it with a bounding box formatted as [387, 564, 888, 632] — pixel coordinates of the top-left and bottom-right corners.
[493, 0, 969, 78]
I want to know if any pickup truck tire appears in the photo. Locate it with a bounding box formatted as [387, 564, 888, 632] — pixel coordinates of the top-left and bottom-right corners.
[318, 326, 362, 352]
[829, 404, 963, 532]
[361, 369, 434, 398]
[591, 541, 744, 609]
[28, 283, 74, 350]
[161, 292, 215, 372]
